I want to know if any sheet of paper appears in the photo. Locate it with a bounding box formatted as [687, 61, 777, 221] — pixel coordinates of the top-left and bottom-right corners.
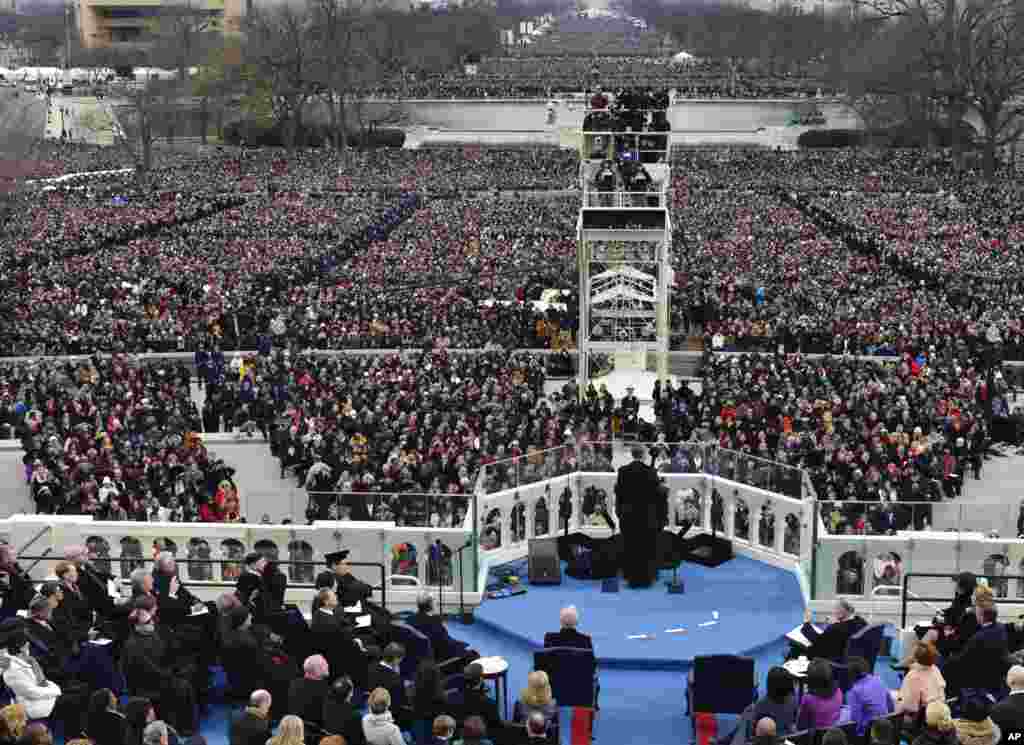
[15, 610, 27, 618]
[355, 614, 372, 628]
[785, 623, 821, 647]
[108, 580, 120, 597]
[88, 638, 113, 646]
[190, 606, 209, 616]
[784, 659, 810, 677]
[343, 602, 362, 614]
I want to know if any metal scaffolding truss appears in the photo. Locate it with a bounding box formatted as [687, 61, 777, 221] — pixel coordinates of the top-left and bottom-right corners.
[575, 118, 672, 385]
[577, 234, 671, 381]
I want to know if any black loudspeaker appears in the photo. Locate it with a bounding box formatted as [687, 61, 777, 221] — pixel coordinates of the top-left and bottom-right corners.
[528, 537, 562, 585]
[590, 534, 623, 580]
[682, 533, 734, 567]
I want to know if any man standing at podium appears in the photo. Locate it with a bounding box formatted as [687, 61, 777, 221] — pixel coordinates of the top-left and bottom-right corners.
[615, 445, 666, 588]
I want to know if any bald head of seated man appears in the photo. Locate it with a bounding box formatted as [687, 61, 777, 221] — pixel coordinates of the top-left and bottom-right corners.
[753, 717, 778, 745]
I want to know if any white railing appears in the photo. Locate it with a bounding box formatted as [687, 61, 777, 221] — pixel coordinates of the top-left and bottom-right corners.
[0, 514, 477, 613]
[476, 471, 808, 573]
[812, 530, 1024, 623]
[583, 189, 667, 208]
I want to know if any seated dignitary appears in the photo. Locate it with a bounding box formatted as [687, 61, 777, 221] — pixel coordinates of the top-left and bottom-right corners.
[409, 591, 476, 663]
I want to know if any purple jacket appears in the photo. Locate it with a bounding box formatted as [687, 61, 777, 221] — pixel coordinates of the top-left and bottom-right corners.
[797, 688, 842, 730]
[849, 674, 894, 734]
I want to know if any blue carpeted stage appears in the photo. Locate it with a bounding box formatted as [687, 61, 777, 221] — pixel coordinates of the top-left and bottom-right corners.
[477, 555, 804, 671]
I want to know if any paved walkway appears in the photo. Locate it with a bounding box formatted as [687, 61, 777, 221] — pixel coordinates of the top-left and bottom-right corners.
[45, 94, 122, 145]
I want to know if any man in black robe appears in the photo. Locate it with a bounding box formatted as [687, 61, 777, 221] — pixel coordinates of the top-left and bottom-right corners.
[316, 551, 390, 631]
[614, 445, 666, 588]
[236, 553, 268, 622]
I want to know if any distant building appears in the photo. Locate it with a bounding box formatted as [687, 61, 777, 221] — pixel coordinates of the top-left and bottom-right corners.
[78, 0, 245, 49]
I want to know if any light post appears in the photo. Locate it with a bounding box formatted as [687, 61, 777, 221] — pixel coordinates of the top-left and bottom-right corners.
[64, 0, 73, 71]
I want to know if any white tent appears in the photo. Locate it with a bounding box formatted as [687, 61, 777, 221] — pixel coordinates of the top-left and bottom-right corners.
[670, 51, 696, 65]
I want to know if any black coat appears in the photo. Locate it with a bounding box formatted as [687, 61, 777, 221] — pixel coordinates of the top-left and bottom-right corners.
[86, 709, 129, 745]
[614, 460, 664, 530]
[235, 571, 267, 619]
[947, 622, 1010, 692]
[410, 611, 468, 661]
[229, 709, 271, 745]
[23, 618, 71, 681]
[315, 570, 337, 591]
[460, 686, 501, 732]
[79, 563, 115, 619]
[287, 677, 329, 726]
[0, 566, 36, 616]
[152, 570, 199, 625]
[990, 692, 1024, 743]
[367, 661, 406, 710]
[53, 584, 93, 643]
[543, 628, 593, 650]
[337, 574, 373, 607]
[310, 609, 367, 686]
[413, 692, 452, 726]
[121, 629, 174, 697]
[322, 699, 366, 745]
[263, 566, 287, 614]
[803, 616, 868, 663]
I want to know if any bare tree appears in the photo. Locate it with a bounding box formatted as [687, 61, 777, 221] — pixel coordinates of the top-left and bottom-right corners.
[11, 12, 66, 66]
[835, 17, 937, 142]
[854, 0, 988, 169]
[962, 0, 1024, 178]
[245, 2, 317, 150]
[192, 41, 247, 144]
[150, 0, 224, 82]
[307, 0, 368, 150]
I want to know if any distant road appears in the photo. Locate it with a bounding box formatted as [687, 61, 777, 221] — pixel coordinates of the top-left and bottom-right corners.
[0, 88, 47, 161]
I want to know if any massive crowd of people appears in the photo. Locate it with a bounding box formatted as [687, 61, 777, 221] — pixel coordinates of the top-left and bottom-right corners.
[1, 356, 240, 521]
[365, 57, 834, 99]
[11, 144, 1021, 361]
[4, 139, 1022, 534]
[670, 148, 1024, 360]
[6, 51, 1024, 745]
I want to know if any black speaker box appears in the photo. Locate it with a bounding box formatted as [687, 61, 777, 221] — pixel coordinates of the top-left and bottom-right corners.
[528, 537, 562, 585]
[590, 533, 622, 579]
[681, 533, 734, 567]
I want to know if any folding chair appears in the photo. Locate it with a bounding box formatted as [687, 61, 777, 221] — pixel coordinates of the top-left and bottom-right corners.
[834, 624, 887, 692]
[685, 655, 757, 737]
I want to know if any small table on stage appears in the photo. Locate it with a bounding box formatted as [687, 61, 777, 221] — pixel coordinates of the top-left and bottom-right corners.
[477, 656, 510, 720]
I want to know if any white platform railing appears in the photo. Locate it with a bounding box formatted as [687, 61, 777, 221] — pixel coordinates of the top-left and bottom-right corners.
[475, 471, 809, 580]
[0, 515, 478, 615]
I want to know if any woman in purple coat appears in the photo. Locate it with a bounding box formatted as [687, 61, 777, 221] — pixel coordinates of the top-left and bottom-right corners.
[797, 659, 843, 731]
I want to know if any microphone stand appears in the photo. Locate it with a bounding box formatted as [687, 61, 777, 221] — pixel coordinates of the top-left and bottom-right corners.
[455, 539, 474, 625]
[431, 541, 444, 621]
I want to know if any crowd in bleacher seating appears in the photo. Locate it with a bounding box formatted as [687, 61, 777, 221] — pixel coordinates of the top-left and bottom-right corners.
[1, 355, 244, 522]
[699, 353, 991, 534]
[215, 349, 548, 522]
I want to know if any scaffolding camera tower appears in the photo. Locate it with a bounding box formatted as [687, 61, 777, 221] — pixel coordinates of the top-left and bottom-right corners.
[576, 105, 672, 388]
